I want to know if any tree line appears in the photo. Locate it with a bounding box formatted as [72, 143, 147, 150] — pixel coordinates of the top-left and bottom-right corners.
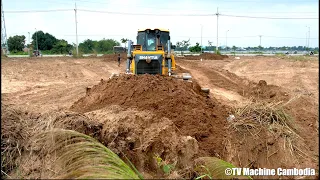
[6, 33, 318, 54]
[6, 31, 121, 55]
[175, 39, 319, 53]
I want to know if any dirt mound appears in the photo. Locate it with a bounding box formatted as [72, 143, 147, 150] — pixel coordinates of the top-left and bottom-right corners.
[102, 53, 127, 62]
[36, 111, 103, 138]
[83, 105, 199, 178]
[1, 104, 105, 179]
[199, 53, 229, 60]
[243, 80, 290, 102]
[177, 53, 228, 60]
[70, 74, 229, 158]
[224, 101, 318, 179]
[1, 104, 35, 178]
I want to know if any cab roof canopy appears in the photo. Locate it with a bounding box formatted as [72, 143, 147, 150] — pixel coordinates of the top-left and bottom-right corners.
[138, 28, 170, 32]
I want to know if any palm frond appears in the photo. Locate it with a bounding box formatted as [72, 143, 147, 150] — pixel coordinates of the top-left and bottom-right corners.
[32, 129, 141, 179]
[195, 157, 252, 179]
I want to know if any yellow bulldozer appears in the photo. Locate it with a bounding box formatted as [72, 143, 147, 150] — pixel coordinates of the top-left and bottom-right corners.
[125, 28, 191, 80]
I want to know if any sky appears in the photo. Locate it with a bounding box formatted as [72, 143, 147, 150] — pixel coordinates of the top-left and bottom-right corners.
[2, 0, 319, 48]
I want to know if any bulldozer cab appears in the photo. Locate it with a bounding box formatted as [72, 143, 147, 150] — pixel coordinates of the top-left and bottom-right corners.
[136, 29, 170, 51]
[126, 28, 176, 76]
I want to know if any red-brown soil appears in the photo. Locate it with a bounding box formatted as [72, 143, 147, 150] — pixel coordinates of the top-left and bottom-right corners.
[177, 53, 228, 60]
[70, 74, 229, 158]
[1, 56, 318, 179]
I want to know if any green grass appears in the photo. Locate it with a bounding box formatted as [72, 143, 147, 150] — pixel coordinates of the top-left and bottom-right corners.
[249, 51, 263, 54]
[9, 51, 29, 55]
[288, 55, 314, 61]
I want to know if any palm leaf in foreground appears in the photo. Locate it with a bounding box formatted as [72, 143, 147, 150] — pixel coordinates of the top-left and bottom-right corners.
[195, 157, 252, 179]
[33, 129, 141, 179]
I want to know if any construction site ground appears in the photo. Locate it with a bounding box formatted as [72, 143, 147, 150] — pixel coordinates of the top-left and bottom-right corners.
[1, 54, 319, 179]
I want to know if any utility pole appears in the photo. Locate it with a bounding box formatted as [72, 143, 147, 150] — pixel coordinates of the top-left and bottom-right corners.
[200, 24, 203, 53]
[305, 32, 308, 50]
[259, 35, 262, 47]
[28, 32, 30, 56]
[226, 30, 229, 51]
[1, 0, 9, 55]
[308, 26, 310, 48]
[215, 7, 219, 53]
[74, 2, 79, 56]
[35, 28, 38, 51]
[305, 26, 310, 50]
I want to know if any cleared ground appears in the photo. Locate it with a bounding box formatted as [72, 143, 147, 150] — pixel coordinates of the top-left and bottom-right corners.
[1, 55, 319, 179]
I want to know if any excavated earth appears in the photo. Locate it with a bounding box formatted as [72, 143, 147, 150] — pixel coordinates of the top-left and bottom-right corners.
[70, 74, 229, 157]
[1, 55, 319, 179]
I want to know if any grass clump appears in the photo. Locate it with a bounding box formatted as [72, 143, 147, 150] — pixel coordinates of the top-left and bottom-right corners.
[229, 100, 307, 158]
[1, 105, 33, 179]
[194, 157, 252, 179]
[32, 129, 141, 179]
[289, 55, 312, 61]
[72, 51, 84, 58]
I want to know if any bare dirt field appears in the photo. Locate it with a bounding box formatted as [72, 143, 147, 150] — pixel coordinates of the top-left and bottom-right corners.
[1, 54, 319, 179]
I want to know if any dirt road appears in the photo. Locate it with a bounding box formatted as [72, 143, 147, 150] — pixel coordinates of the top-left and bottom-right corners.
[176, 56, 318, 105]
[1, 57, 124, 112]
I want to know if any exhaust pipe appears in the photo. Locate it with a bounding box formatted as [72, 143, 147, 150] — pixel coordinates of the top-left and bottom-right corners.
[126, 40, 132, 73]
[168, 59, 172, 76]
[167, 40, 171, 58]
[167, 40, 172, 76]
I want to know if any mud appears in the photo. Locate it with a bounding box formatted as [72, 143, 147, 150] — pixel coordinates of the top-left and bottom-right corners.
[102, 53, 127, 62]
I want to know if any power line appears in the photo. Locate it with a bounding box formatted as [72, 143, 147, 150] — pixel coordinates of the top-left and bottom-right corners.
[58, 34, 319, 39]
[78, 9, 319, 19]
[220, 14, 319, 19]
[25, 0, 320, 14]
[4, 9, 73, 13]
[71, 0, 318, 4]
[77, 9, 214, 16]
[221, 10, 318, 14]
[4, 8, 318, 20]
[40, 0, 74, 5]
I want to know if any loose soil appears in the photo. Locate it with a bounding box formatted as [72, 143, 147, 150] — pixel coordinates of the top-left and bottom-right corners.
[70, 74, 229, 157]
[1, 55, 318, 179]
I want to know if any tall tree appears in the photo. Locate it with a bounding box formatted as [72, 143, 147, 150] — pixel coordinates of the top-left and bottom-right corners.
[175, 41, 182, 51]
[52, 39, 73, 54]
[120, 38, 129, 50]
[181, 39, 190, 51]
[232, 45, 237, 52]
[79, 39, 120, 54]
[208, 40, 214, 51]
[189, 42, 201, 52]
[31, 31, 58, 51]
[7, 35, 26, 52]
[79, 39, 97, 54]
[97, 38, 120, 53]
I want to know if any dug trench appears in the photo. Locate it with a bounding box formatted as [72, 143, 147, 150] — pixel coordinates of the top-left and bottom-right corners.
[2, 60, 318, 179]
